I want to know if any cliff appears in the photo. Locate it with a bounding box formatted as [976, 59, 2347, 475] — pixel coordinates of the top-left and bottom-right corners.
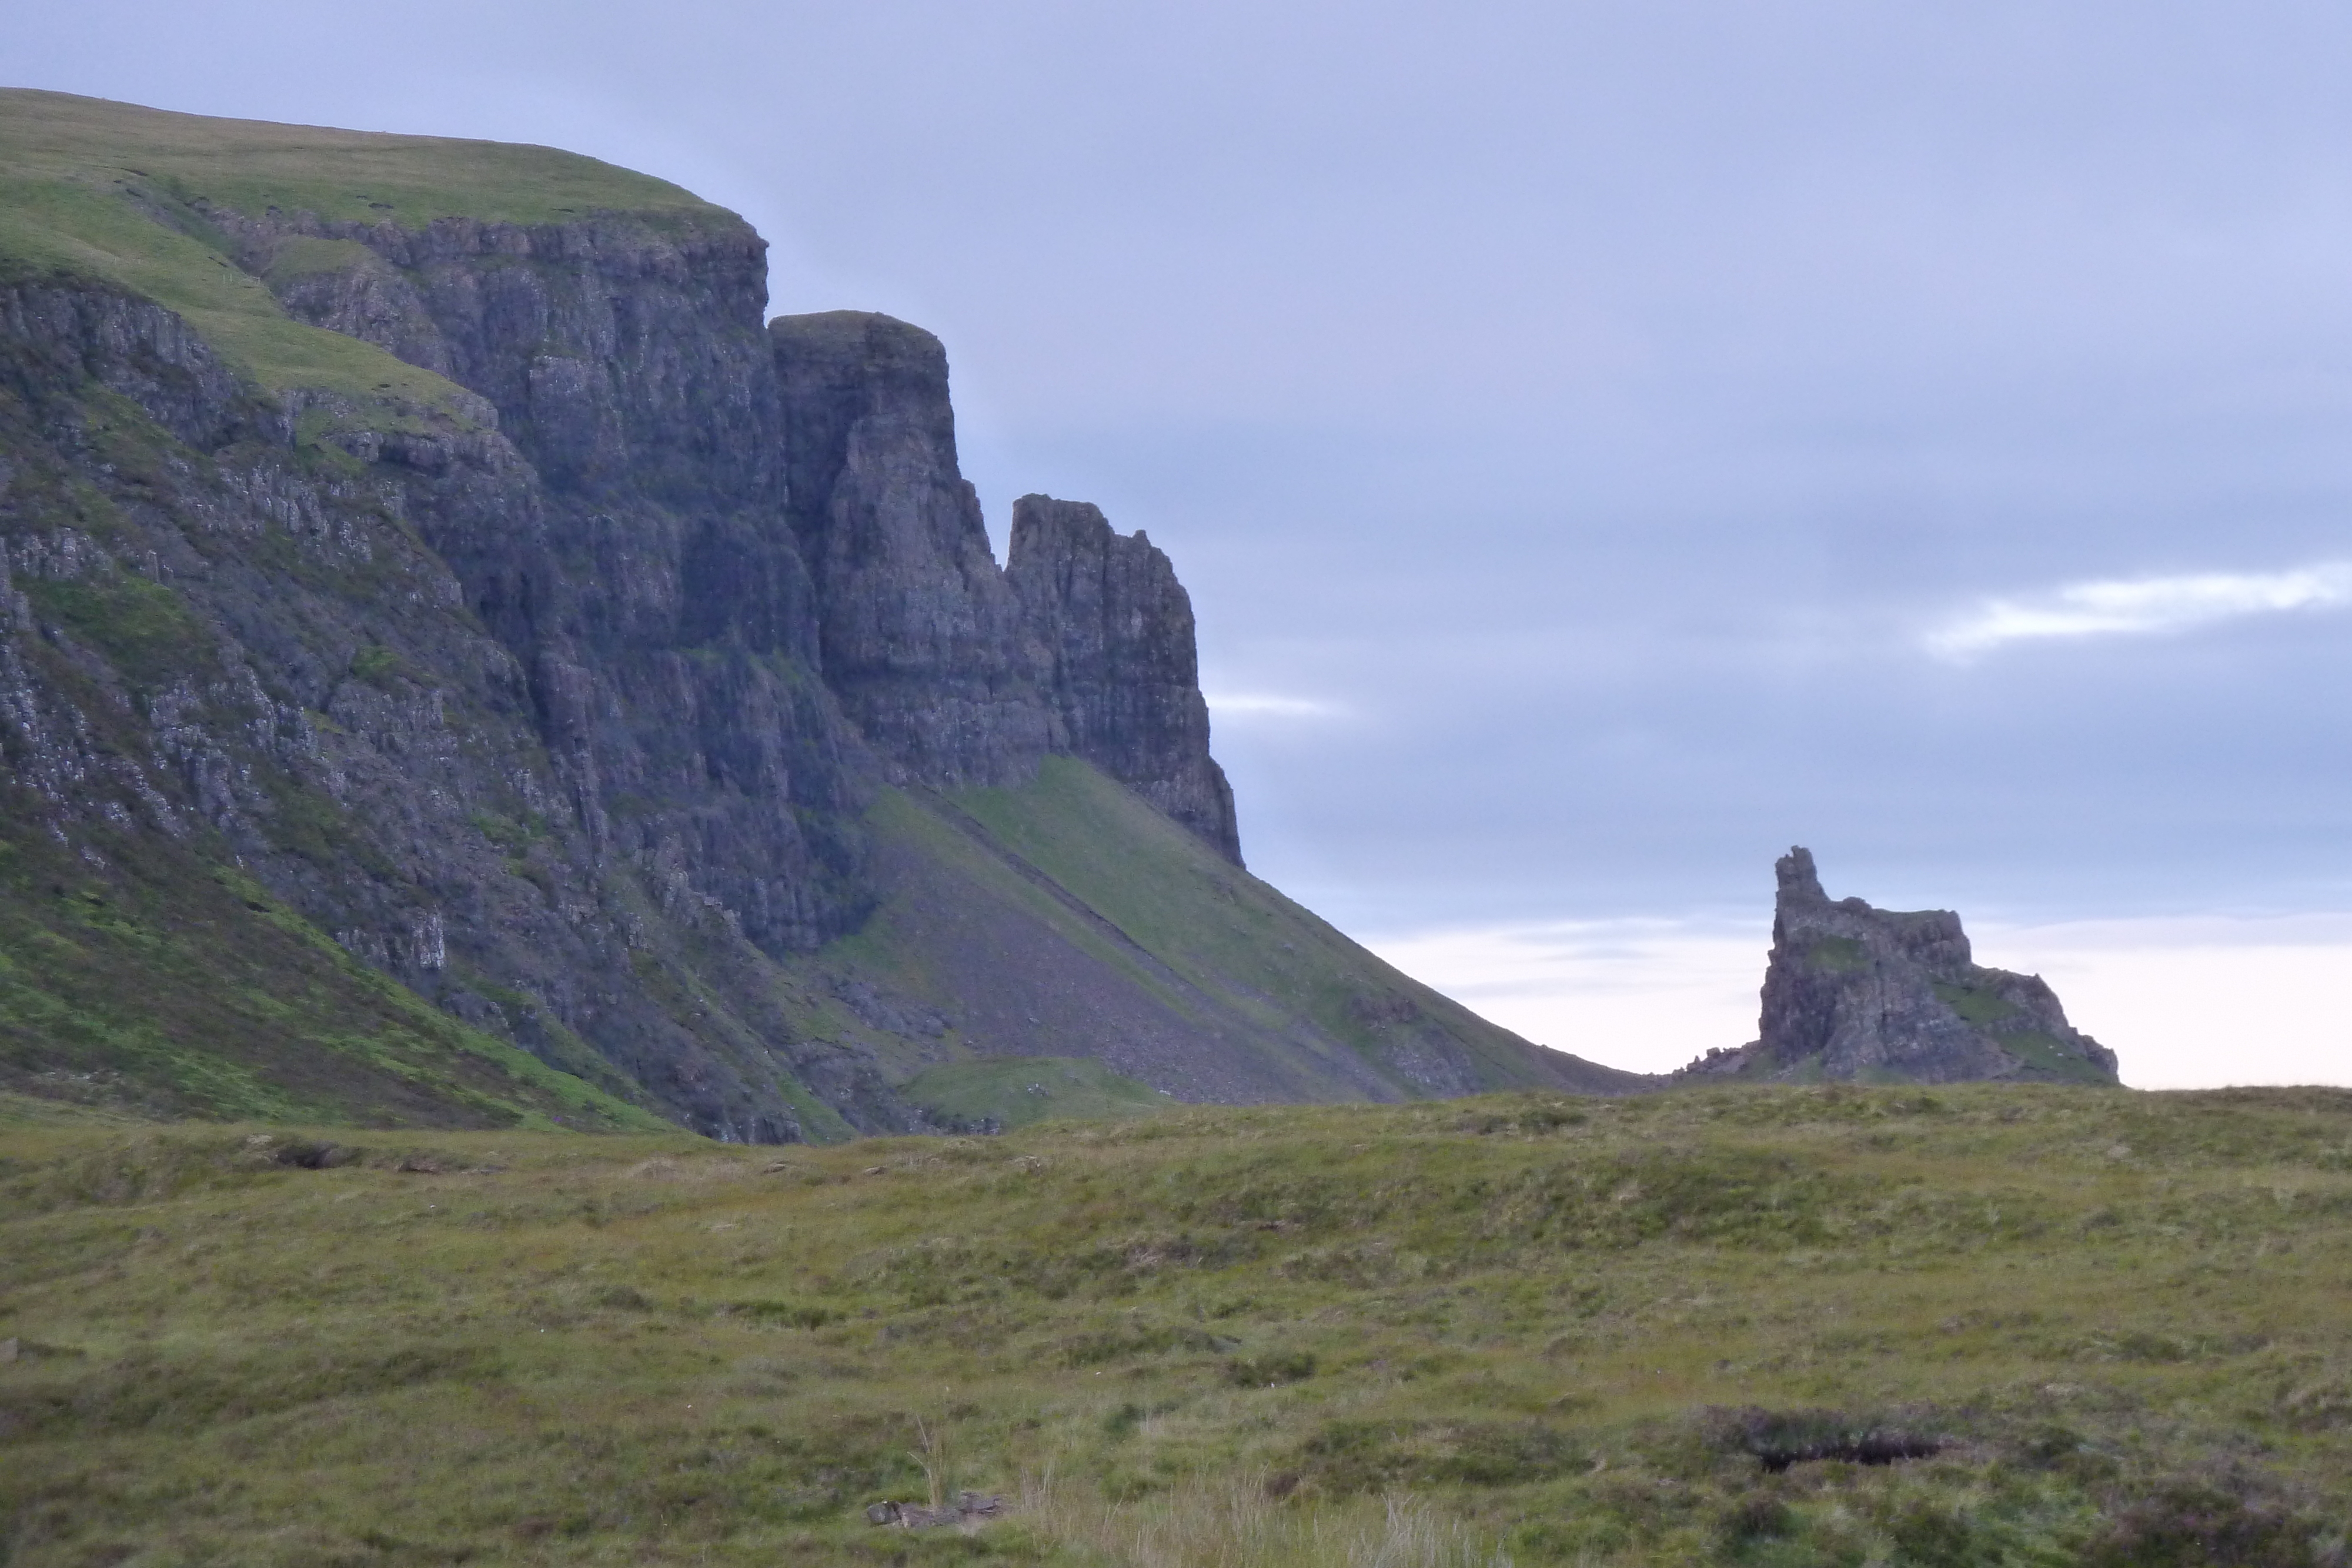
[0, 88, 1648, 1135]
[1007, 493, 1242, 863]
[770, 310, 1051, 789]
[1683, 848, 2121, 1085]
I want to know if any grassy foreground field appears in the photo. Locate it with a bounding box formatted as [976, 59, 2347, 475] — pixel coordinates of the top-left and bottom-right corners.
[5, 1084, 2351, 1566]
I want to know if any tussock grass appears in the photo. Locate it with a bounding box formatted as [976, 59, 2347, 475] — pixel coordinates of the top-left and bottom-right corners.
[5, 1085, 2352, 1564]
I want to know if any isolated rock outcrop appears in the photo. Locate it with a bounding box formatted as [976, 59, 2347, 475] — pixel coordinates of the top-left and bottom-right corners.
[1683, 847, 2120, 1084]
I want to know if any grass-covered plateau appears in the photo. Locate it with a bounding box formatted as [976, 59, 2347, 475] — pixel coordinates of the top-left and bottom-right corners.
[0, 86, 734, 416]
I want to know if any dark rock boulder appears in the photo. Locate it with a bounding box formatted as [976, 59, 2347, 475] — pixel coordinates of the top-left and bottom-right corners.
[1007, 494, 1241, 863]
[1684, 847, 2120, 1084]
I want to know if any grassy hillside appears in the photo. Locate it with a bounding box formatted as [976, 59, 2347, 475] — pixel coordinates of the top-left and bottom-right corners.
[790, 761, 1650, 1108]
[902, 1056, 1173, 1131]
[0, 745, 1635, 1134]
[953, 759, 1643, 1094]
[0, 86, 726, 410]
[0, 807, 667, 1134]
[0, 89, 721, 229]
[5, 1084, 2349, 1566]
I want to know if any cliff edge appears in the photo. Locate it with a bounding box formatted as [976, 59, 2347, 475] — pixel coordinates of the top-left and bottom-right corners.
[0, 88, 1644, 1135]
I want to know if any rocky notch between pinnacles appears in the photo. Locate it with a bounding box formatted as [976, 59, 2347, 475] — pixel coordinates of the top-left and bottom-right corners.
[1685, 847, 2121, 1085]
[0, 89, 1646, 1139]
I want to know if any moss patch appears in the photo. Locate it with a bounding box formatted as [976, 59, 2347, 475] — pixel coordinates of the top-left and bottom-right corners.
[1805, 935, 1867, 974]
[1933, 978, 2019, 1028]
[0, 171, 474, 419]
[19, 573, 215, 696]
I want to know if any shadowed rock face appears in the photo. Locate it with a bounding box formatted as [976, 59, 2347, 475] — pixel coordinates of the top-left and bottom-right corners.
[1683, 848, 2121, 1085]
[768, 319, 1244, 861]
[0, 256, 1266, 1137]
[770, 310, 1054, 789]
[1007, 494, 1242, 864]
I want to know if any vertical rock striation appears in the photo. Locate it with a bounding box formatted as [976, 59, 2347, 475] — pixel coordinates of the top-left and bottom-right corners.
[770, 310, 1053, 788]
[1684, 847, 2120, 1084]
[2, 210, 1254, 1135]
[2, 89, 1646, 1134]
[1007, 494, 1241, 862]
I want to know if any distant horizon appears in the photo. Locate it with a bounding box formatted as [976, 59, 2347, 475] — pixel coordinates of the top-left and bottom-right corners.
[1367, 905, 2352, 1091]
[14, 0, 2352, 1087]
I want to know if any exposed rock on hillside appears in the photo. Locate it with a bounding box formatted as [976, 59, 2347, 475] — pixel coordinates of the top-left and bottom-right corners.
[0, 89, 1642, 1136]
[771, 310, 1052, 788]
[1683, 848, 2120, 1085]
[1007, 494, 1241, 864]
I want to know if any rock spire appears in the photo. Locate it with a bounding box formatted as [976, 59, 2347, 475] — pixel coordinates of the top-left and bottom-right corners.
[1683, 847, 2120, 1084]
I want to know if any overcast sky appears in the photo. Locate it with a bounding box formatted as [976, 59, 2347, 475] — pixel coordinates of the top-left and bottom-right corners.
[15, 1, 2352, 1084]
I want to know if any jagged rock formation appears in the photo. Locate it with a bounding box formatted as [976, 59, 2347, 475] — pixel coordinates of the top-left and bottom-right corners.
[0, 89, 1645, 1136]
[771, 310, 1053, 788]
[1683, 848, 2120, 1085]
[1007, 494, 1241, 863]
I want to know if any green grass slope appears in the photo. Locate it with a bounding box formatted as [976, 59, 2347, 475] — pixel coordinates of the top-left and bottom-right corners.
[0, 809, 667, 1134]
[801, 757, 1646, 1102]
[903, 1056, 1173, 1131]
[0, 88, 721, 229]
[956, 759, 1645, 1092]
[0, 87, 727, 410]
[5, 1084, 2350, 1566]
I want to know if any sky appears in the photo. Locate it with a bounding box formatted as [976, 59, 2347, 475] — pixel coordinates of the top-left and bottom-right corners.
[13, 1, 2352, 1086]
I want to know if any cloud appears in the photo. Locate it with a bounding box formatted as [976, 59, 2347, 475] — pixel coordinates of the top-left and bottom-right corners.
[1926, 562, 2352, 659]
[1364, 919, 1763, 1075]
[1204, 692, 1345, 720]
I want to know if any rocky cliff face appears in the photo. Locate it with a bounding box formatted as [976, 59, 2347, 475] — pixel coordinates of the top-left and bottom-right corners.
[1007, 494, 1241, 864]
[0, 265, 834, 1138]
[0, 89, 1634, 1134]
[770, 310, 1053, 789]
[1683, 848, 2120, 1085]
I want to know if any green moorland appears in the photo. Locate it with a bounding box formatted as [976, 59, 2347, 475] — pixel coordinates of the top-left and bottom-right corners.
[6, 1084, 2351, 1566]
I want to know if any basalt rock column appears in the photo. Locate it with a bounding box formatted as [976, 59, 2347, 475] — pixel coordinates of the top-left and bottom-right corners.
[770, 310, 1054, 787]
[1007, 494, 1241, 864]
